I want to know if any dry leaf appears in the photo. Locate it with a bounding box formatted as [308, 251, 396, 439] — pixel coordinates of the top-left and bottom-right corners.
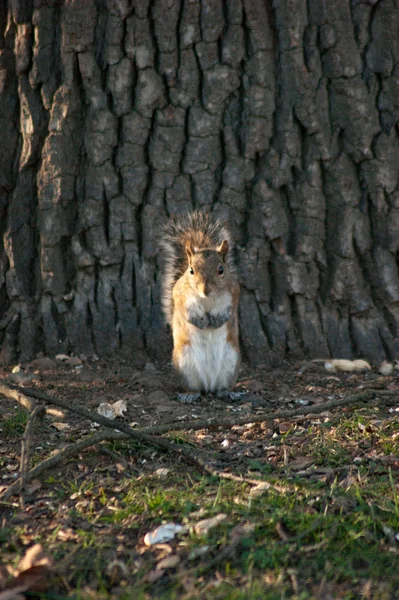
[0, 545, 52, 598]
[111, 400, 127, 417]
[156, 555, 180, 570]
[250, 482, 271, 498]
[194, 513, 227, 535]
[144, 569, 165, 583]
[51, 422, 70, 431]
[17, 545, 50, 573]
[155, 468, 170, 478]
[278, 422, 292, 434]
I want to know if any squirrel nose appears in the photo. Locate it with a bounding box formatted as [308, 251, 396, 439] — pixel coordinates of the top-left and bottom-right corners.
[199, 283, 209, 297]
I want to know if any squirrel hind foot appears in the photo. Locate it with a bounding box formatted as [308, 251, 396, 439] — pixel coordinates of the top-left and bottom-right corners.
[176, 392, 201, 404]
[216, 390, 246, 402]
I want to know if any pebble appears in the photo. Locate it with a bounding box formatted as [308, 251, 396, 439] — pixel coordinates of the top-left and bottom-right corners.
[379, 361, 394, 376]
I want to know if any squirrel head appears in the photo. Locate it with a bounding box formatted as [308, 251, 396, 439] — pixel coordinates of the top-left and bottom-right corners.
[185, 239, 231, 298]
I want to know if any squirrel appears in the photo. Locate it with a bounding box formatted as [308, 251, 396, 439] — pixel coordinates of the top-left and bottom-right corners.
[160, 211, 241, 403]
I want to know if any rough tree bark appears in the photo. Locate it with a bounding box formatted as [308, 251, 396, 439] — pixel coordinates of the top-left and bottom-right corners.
[1, 0, 399, 366]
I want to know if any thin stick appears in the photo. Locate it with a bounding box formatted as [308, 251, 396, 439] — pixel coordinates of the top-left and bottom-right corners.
[141, 389, 382, 435]
[0, 383, 394, 501]
[1, 383, 385, 440]
[19, 405, 46, 506]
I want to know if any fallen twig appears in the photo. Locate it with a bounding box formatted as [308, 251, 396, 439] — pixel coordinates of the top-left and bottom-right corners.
[141, 389, 390, 435]
[0, 382, 396, 501]
[19, 405, 46, 506]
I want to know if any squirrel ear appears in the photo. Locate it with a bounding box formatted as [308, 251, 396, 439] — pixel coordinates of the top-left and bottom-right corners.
[218, 240, 229, 258]
[186, 240, 194, 261]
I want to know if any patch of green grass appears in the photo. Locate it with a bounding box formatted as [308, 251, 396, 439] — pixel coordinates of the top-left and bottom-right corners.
[3, 408, 399, 599]
[2, 407, 28, 438]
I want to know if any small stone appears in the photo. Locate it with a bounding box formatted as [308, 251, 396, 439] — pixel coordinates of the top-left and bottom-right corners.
[379, 361, 394, 376]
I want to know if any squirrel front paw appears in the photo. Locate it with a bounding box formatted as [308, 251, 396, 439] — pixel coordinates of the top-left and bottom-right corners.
[187, 312, 209, 329]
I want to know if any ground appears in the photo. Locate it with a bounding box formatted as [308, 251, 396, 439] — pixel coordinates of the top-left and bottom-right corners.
[1, 355, 399, 600]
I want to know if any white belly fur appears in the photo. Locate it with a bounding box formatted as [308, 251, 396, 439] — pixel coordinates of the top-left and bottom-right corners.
[179, 324, 238, 392]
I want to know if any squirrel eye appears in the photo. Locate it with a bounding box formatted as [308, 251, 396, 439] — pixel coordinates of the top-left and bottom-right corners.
[189, 267, 194, 275]
[218, 265, 224, 275]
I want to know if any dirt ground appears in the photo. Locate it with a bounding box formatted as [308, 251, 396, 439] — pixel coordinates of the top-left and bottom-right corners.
[1, 355, 399, 599]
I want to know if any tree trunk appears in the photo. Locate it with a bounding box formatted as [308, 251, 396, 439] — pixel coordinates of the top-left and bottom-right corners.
[1, 0, 399, 366]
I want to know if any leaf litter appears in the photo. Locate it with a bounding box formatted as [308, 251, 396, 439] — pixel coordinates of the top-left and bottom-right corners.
[1, 356, 399, 598]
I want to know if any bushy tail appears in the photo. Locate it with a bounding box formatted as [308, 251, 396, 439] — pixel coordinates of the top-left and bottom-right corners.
[159, 210, 236, 325]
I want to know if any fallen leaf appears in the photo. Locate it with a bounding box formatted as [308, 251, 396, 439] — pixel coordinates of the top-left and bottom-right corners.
[194, 514, 227, 535]
[111, 400, 127, 417]
[278, 422, 292, 434]
[51, 422, 70, 432]
[0, 545, 53, 597]
[17, 545, 51, 573]
[156, 555, 180, 570]
[144, 569, 165, 583]
[154, 468, 170, 478]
